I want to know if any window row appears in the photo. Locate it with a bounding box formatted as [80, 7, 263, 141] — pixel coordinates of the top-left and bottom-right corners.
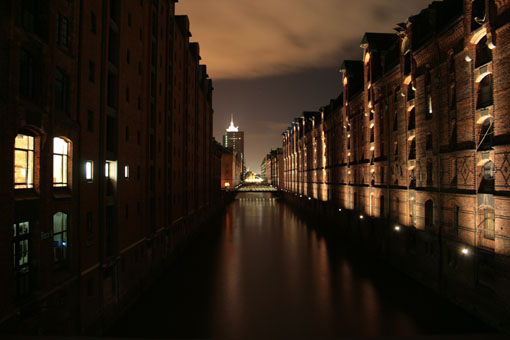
[15, 134, 71, 189]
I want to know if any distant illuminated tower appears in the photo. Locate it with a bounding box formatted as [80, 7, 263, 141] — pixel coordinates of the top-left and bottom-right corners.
[223, 115, 245, 178]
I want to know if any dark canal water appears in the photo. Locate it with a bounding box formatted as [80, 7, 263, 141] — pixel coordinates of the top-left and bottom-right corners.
[108, 192, 493, 338]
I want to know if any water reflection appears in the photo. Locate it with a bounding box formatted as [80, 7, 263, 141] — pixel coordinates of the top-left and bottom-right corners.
[108, 193, 491, 338]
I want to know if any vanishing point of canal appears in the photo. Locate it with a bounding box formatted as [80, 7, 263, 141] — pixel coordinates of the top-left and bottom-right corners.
[108, 192, 492, 338]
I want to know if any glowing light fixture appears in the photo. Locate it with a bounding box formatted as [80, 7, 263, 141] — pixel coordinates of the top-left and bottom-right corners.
[465, 55, 472, 62]
[85, 161, 93, 181]
[359, 215, 364, 219]
[394, 225, 401, 231]
[461, 248, 470, 255]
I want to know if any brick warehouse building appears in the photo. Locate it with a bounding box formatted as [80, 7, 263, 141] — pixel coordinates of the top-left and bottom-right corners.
[0, 0, 220, 334]
[283, 0, 510, 330]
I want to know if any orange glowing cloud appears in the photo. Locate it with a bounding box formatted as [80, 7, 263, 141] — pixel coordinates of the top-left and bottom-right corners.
[176, 0, 431, 79]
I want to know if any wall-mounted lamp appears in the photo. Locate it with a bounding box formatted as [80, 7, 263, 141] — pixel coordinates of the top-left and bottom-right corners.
[461, 248, 470, 255]
[465, 55, 472, 63]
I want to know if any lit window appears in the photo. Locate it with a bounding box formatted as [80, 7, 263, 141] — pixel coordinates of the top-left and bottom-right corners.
[53, 137, 70, 187]
[53, 212, 69, 263]
[105, 162, 110, 178]
[14, 134, 35, 189]
[85, 161, 93, 181]
[124, 165, 129, 179]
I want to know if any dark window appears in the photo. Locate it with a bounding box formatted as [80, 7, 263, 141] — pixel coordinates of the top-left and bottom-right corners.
[409, 139, 416, 160]
[13, 221, 31, 297]
[408, 108, 415, 130]
[87, 110, 94, 132]
[86, 212, 93, 233]
[55, 68, 70, 113]
[472, 0, 486, 31]
[477, 74, 493, 109]
[427, 160, 433, 186]
[137, 131, 141, 145]
[108, 29, 119, 65]
[57, 13, 70, 48]
[125, 126, 129, 141]
[128, 13, 132, 27]
[107, 72, 118, 108]
[450, 85, 456, 110]
[126, 87, 130, 102]
[407, 83, 415, 101]
[53, 212, 69, 263]
[426, 134, 432, 150]
[20, 49, 35, 99]
[90, 12, 96, 33]
[106, 117, 116, 153]
[475, 36, 492, 68]
[126, 49, 130, 64]
[88, 60, 95, 82]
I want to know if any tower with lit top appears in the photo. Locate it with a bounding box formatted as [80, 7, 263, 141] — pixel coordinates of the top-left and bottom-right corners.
[223, 115, 245, 178]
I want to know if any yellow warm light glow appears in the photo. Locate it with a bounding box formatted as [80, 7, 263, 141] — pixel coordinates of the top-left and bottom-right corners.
[14, 134, 35, 189]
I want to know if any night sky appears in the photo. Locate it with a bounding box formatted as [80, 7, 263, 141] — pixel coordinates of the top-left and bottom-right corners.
[176, 0, 431, 172]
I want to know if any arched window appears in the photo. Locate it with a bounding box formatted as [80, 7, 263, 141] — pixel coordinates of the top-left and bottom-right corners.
[14, 134, 35, 189]
[380, 195, 385, 217]
[407, 83, 415, 100]
[53, 137, 71, 187]
[409, 139, 416, 160]
[425, 200, 434, 231]
[53, 212, 69, 263]
[478, 117, 494, 150]
[408, 108, 415, 131]
[475, 36, 491, 68]
[480, 161, 495, 193]
[477, 74, 493, 109]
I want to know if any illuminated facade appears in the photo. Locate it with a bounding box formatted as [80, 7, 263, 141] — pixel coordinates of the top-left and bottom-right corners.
[283, 0, 510, 330]
[0, 0, 220, 334]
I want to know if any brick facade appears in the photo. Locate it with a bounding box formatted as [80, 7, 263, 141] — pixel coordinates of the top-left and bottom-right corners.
[283, 0, 510, 330]
[0, 0, 220, 334]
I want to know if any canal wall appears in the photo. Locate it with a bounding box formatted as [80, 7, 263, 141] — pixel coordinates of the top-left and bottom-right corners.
[283, 192, 510, 334]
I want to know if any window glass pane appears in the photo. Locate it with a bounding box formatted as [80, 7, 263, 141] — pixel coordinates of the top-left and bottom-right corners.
[53, 137, 67, 154]
[53, 212, 63, 233]
[20, 221, 29, 235]
[14, 150, 28, 185]
[15, 134, 29, 149]
[53, 154, 63, 184]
